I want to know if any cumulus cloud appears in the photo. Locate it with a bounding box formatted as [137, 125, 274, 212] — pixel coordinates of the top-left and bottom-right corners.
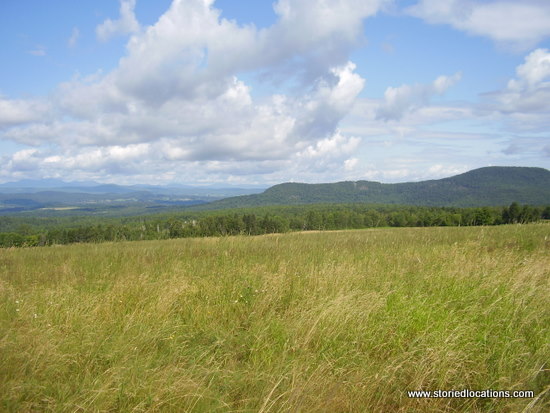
[44, 60, 360, 158]
[1, 0, 387, 183]
[407, 0, 550, 50]
[0, 132, 360, 184]
[512, 48, 550, 88]
[4, 144, 151, 179]
[494, 48, 550, 113]
[107, 0, 385, 104]
[376, 73, 461, 121]
[0, 98, 51, 128]
[3, 149, 44, 177]
[96, 0, 140, 42]
[297, 132, 360, 160]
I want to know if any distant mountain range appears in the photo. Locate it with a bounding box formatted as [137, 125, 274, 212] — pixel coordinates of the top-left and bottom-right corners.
[0, 179, 265, 196]
[0, 180, 265, 215]
[1, 167, 548, 216]
[194, 167, 550, 209]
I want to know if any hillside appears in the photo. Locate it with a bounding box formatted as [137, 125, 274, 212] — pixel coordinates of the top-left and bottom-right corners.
[197, 166, 550, 209]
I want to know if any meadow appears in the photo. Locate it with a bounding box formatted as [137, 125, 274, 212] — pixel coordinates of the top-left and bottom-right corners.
[1, 224, 549, 412]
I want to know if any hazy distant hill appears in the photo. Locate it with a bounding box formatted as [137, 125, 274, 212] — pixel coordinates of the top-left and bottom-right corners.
[196, 167, 550, 209]
[0, 179, 265, 197]
[0, 180, 265, 216]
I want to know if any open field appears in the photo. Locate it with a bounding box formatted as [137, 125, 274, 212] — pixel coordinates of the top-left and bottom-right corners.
[1, 224, 549, 412]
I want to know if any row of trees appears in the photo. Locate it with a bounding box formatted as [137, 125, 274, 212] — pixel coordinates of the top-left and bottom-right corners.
[0, 203, 548, 248]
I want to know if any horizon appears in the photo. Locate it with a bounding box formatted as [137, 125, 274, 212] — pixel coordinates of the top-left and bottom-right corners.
[1, 1, 550, 186]
[1, 165, 547, 189]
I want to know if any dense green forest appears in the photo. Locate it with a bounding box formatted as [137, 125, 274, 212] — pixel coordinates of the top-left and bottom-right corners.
[0, 202, 547, 248]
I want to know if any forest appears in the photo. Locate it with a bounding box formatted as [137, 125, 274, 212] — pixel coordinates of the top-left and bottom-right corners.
[0, 202, 547, 248]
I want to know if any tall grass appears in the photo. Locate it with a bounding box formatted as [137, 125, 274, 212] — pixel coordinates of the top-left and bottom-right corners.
[1, 224, 549, 412]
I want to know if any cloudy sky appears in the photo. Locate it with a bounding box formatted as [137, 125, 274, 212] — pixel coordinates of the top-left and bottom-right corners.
[1, 0, 549, 186]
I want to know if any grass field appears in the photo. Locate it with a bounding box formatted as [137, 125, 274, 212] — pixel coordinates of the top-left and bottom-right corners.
[1, 224, 549, 412]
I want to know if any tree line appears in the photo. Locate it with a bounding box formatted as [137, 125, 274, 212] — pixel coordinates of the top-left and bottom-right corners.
[0, 202, 548, 248]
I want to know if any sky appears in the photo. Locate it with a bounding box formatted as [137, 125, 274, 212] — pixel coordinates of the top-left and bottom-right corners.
[1, 0, 549, 186]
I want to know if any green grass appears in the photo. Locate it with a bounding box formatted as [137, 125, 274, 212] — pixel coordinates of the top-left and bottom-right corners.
[1, 224, 549, 412]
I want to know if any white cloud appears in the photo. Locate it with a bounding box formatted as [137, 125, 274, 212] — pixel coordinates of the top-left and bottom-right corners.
[407, 0, 550, 50]
[297, 132, 360, 160]
[504, 48, 550, 111]
[268, 0, 389, 76]
[1, 0, 381, 184]
[376, 72, 461, 121]
[96, 0, 140, 42]
[0, 98, 51, 128]
[344, 157, 359, 171]
[508, 48, 550, 90]
[48, 59, 361, 160]
[4, 144, 151, 178]
[484, 48, 550, 117]
[0, 57, 367, 180]
[6, 149, 40, 172]
[106, 0, 385, 104]
[12, 0, 514, 185]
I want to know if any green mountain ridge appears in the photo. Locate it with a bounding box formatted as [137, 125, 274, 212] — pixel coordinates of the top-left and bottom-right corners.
[196, 167, 550, 209]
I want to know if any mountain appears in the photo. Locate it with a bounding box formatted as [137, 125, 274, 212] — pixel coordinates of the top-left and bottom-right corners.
[0, 178, 99, 191]
[0, 179, 265, 197]
[0, 179, 267, 216]
[195, 167, 550, 210]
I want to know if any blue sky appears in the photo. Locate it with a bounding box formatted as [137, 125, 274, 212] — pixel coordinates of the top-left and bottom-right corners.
[1, 0, 549, 185]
